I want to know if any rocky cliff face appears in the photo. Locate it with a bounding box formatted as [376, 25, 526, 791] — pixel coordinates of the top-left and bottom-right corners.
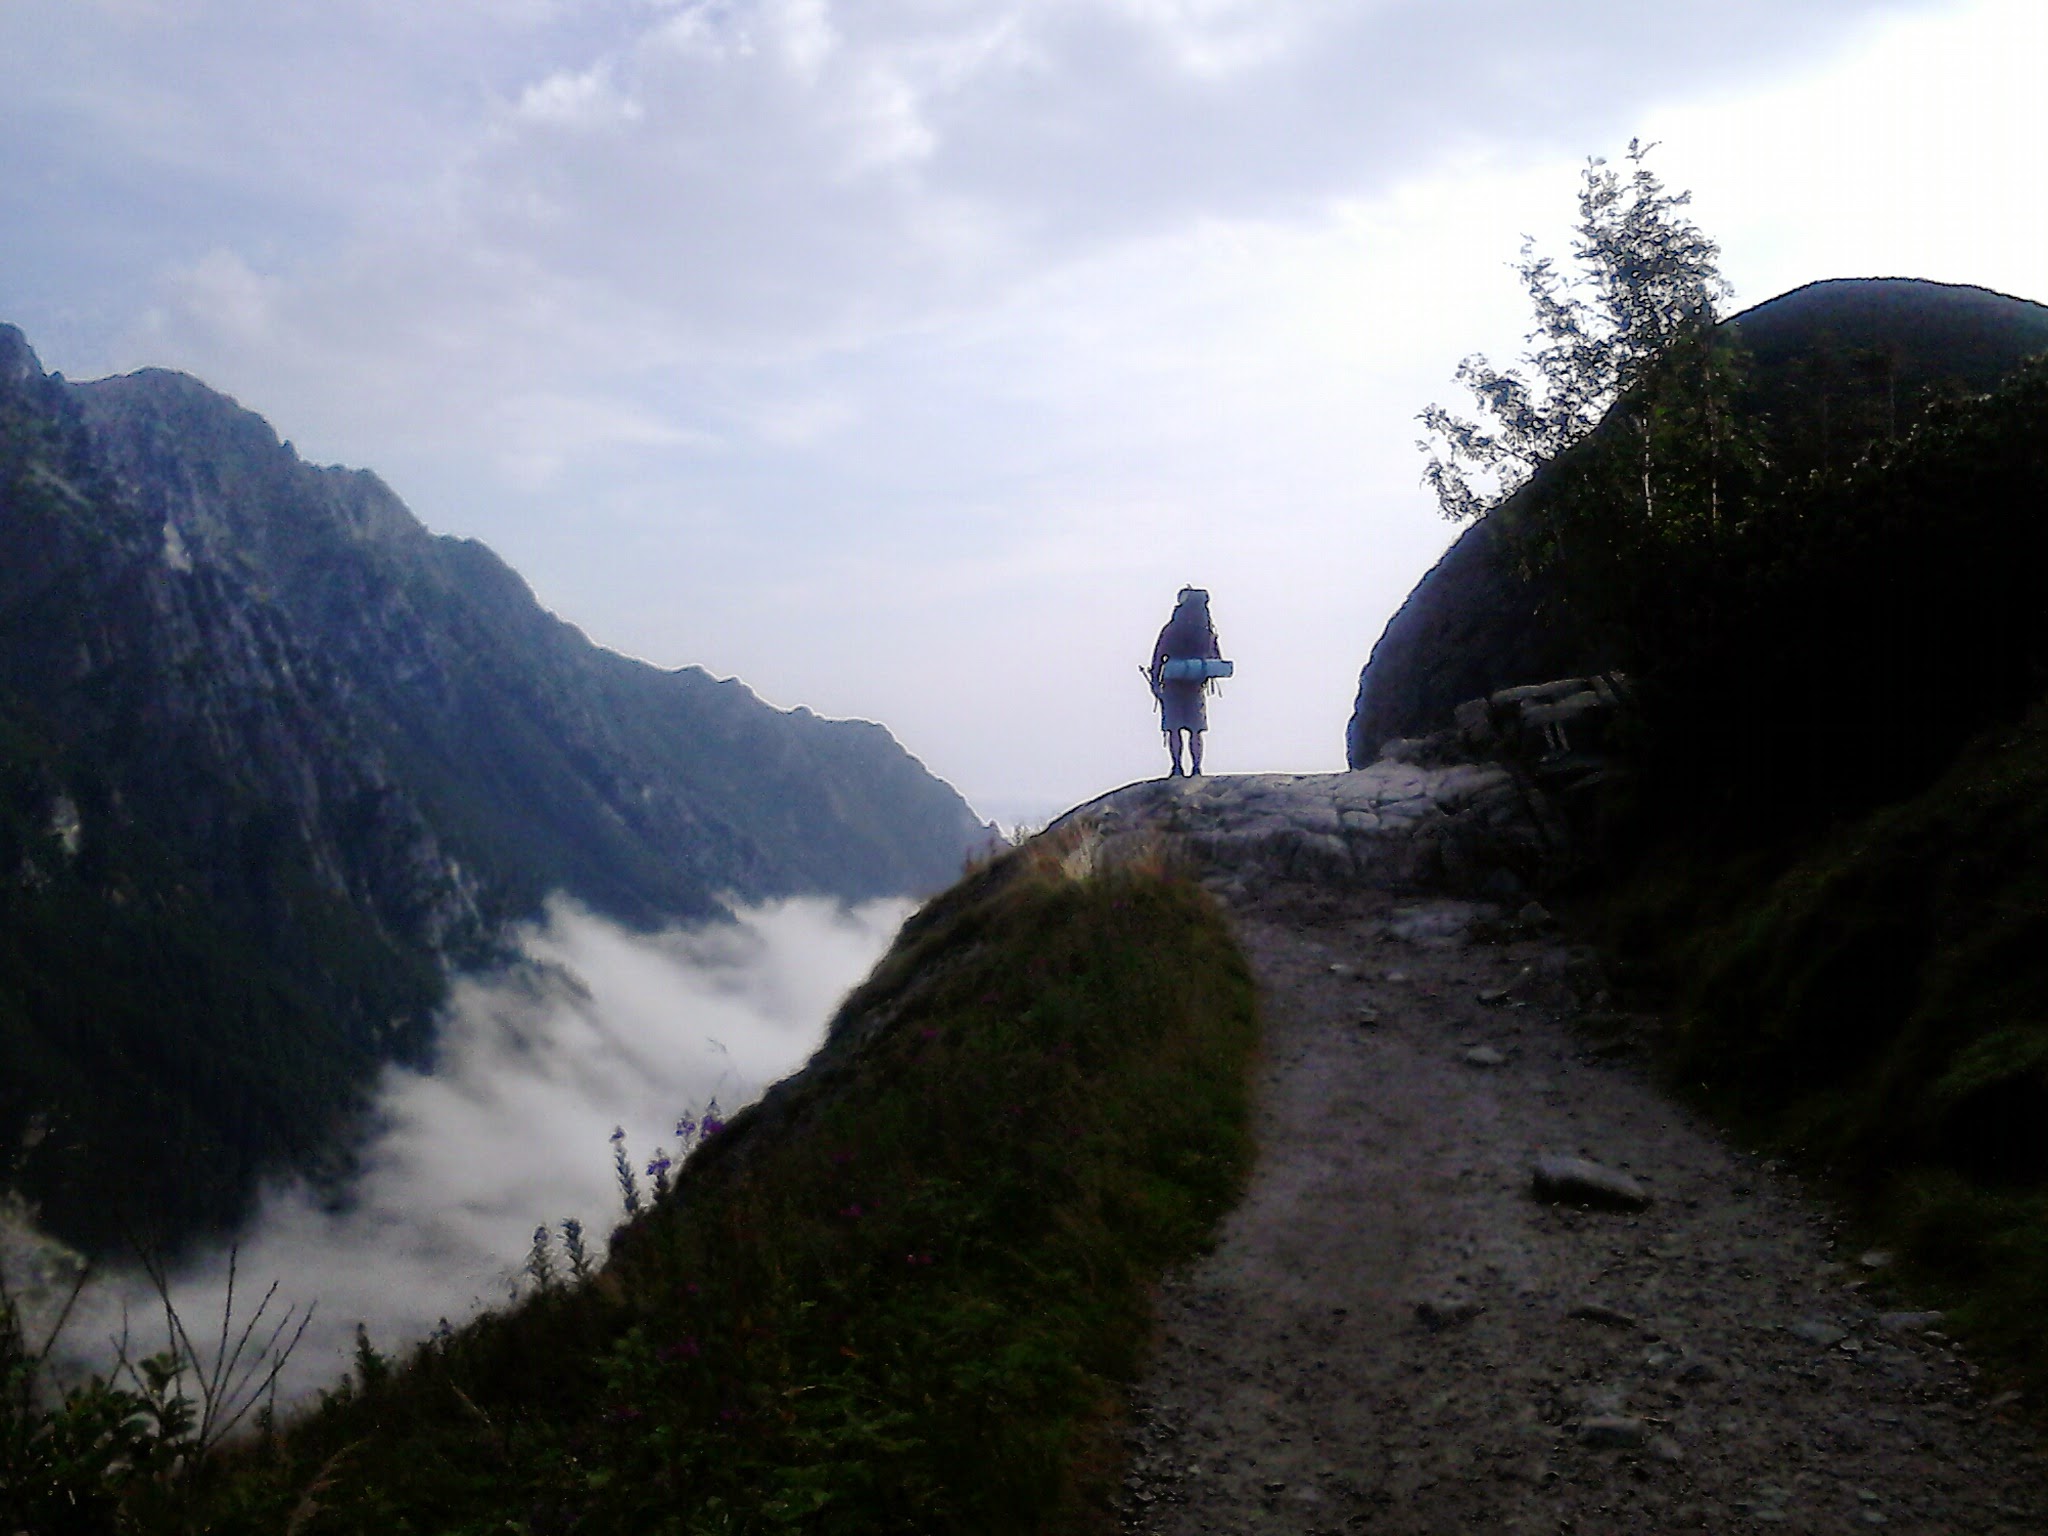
[1347, 278, 2048, 764]
[68, 362, 990, 920]
[0, 322, 992, 1251]
[1344, 513, 1593, 770]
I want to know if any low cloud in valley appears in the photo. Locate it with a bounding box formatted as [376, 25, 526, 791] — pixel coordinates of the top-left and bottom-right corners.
[51, 895, 909, 1406]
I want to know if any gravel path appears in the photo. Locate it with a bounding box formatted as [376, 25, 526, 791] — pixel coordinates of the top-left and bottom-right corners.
[1118, 878, 2048, 1535]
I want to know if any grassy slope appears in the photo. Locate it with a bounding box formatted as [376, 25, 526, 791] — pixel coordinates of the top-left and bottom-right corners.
[195, 831, 1258, 1535]
[1602, 692, 2048, 1392]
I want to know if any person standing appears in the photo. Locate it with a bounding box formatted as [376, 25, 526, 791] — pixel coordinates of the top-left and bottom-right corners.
[1149, 587, 1223, 777]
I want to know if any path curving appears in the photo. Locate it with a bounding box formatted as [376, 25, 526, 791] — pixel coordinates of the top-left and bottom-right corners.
[1065, 771, 2048, 1535]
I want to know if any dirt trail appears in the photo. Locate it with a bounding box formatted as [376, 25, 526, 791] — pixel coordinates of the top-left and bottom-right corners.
[1117, 878, 2048, 1535]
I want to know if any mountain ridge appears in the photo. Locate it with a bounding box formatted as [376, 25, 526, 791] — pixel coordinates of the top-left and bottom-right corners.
[0, 321, 993, 1251]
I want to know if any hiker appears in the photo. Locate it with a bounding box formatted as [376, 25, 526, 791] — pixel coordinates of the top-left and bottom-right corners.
[1148, 587, 1227, 777]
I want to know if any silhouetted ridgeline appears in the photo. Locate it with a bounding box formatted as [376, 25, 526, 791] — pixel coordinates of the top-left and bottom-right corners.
[0, 322, 993, 1253]
[1347, 278, 2048, 768]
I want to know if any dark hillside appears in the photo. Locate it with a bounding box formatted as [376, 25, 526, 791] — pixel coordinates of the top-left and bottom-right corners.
[1614, 691, 2048, 1384]
[1347, 278, 2048, 765]
[1347, 274, 2048, 1398]
[1394, 277, 2048, 1396]
[1342, 513, 1590, 771]
[1635, 350, 2048, 828]
[1730, 277, 2048, 468]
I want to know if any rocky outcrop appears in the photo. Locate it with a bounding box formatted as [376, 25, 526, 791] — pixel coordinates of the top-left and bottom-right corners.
[1376, 673, 1631, 770]
[1345, 514, 1592, 769]
[1346, 278, 2048, 767]
[1056, 762, 1555, 903]
[1071, 665, 1640, 905]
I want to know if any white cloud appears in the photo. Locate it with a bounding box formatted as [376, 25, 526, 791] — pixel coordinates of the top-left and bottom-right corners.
[162, 248, 283, 347]
[50, 896, 910, 1407]
[1108, 0, 1315, 78]
[517, 63, 646, 129]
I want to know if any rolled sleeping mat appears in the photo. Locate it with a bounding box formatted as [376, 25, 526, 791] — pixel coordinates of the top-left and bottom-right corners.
[1160, 657, 1234, 681]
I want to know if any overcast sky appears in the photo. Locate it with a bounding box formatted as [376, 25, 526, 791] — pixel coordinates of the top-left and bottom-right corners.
[5, 0, 2044, 825]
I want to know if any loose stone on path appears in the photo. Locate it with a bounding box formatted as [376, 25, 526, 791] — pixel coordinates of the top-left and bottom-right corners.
[1530, 1153, 1652, 1212]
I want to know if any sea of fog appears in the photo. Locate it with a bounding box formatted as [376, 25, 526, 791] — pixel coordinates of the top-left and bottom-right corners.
[45, 895, 910, 1407]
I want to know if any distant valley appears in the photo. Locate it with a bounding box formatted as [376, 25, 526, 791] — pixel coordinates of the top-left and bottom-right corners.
[0, 323, 992, 1255]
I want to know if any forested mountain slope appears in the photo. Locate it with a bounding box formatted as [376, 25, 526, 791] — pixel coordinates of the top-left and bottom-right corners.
[0, 322, 991, 1252]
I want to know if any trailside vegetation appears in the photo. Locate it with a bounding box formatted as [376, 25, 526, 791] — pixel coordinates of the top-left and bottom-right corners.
[1639, 693, 2048, 1386]
[1430, 152, 2048, 1399]
[1582, 346, 2048, 1398]
[31, 827, 1257, 1533]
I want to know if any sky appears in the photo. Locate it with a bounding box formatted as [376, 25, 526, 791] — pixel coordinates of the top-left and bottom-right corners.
[5, 0, 2046, 826]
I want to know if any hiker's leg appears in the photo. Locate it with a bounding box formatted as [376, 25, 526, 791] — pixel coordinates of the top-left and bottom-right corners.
[1189, 730, 1203, 776]
[1166, 730, 1184, 776]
